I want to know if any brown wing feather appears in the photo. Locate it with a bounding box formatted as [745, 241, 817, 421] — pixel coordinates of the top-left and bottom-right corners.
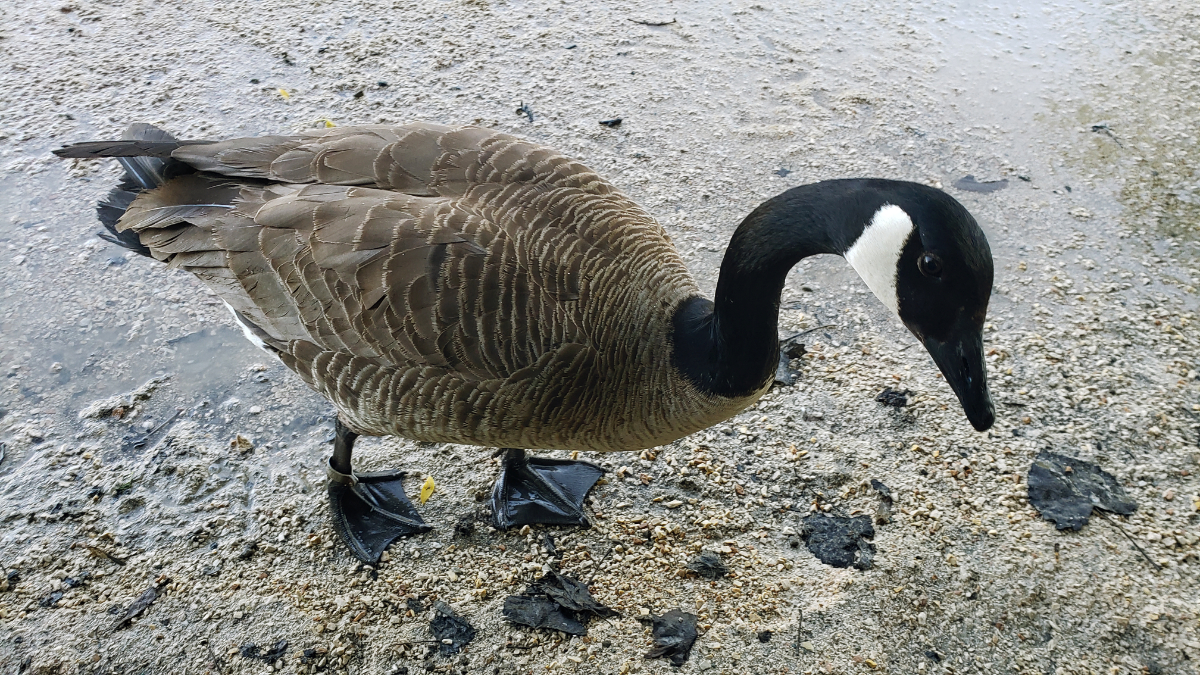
[170, 123, 616, 198]
[118, 124, 710, 451]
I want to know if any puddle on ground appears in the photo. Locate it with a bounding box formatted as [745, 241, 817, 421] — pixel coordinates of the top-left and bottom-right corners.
[1064, 13, 1200, 246]
[0, 168, 338, 551]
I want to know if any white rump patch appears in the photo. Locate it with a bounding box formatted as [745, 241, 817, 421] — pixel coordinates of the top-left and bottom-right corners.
[224, 300, 272, 354]
[844, 204, 915, 315]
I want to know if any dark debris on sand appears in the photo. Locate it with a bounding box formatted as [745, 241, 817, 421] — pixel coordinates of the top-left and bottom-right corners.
[685, 552, 728, 579]
[642, 609, 699, 666]
[952, 174, 1009, 192]
[110, 579, 169, 631]
[502, 570, 617, 636]
[240, 640, 288, 662]
[1027, 451, 1137, 530]
[430, 602, 476, 655]
[875, 387, 911, 407]
[801, 514, 876, 570]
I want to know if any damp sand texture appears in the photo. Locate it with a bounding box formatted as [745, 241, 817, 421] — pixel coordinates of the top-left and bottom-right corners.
[2, 1, 1199, 675]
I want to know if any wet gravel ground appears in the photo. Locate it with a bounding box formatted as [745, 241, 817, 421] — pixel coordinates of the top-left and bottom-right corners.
[1, 1, 1199, 674]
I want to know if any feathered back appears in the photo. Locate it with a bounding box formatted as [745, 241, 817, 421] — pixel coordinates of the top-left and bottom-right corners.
[95, 123, 740, 452]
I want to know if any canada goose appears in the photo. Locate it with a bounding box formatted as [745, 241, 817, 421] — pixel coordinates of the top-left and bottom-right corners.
[55, 123, 995, 563]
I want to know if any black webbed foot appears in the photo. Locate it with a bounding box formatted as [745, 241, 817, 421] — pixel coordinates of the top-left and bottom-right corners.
[328, 465, 432, 564]
[326, 419, 431, 564]
[490, 449, 604, 530]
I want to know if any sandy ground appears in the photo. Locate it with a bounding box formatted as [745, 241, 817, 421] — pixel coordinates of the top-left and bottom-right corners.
[1, 0, 1199, 674]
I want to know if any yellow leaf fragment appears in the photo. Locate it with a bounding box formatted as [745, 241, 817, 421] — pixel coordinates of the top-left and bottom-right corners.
[278, 88, 290, 100]
[419, 475, 436, 504]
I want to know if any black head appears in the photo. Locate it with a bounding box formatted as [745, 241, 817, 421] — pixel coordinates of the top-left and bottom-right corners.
[843, 182, 995, 431]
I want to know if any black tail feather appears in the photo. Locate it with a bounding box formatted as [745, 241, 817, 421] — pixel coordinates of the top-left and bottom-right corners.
[96, 175, 153, 257]
[114, 123, 194, 190]
[53, 139, 187, 159]
[53, 123, 213, 160]
[59, 123, 202, 257]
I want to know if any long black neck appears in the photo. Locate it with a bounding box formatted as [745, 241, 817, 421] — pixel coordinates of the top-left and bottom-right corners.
[672, 180, 891, 398]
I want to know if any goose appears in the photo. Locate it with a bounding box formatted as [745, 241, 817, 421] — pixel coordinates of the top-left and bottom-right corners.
[55, 122, 995, 564]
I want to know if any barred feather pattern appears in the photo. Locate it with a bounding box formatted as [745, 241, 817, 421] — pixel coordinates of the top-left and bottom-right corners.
[118, 124, 763, 452]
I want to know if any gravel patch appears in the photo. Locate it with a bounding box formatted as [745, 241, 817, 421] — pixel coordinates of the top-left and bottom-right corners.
[1, 0, 1198, 674]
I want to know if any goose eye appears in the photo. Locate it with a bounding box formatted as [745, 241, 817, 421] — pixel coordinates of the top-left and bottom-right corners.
[917, 253, 943, 277]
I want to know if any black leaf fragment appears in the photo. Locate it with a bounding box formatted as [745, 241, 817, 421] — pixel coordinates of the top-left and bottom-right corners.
[801, 514, 876, 570]
[685, 552, 728, 579]
[642, 609, 699, 666]
[502, 571, 617, 636]
[240, 641, 288, 662]
[871, 479, 894, 525]
[39, 590, 64, 607]
[430, 602, 476, 655]
[875, 387, 910, 407]
[774, 334, 807, 386]
[63, 572, 90, 589]
[503, 594, 588, 635]
[1027, 451, 1137, 531]
[870, 479, 891, 500]
[541, 572, 617, 617]
[110, 579, 169, 631]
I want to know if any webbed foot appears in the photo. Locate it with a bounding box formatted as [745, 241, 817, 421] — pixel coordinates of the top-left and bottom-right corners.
[490, 449, 604, 530]
[325, 418, 431, 564]
[327, 463, 432, 564]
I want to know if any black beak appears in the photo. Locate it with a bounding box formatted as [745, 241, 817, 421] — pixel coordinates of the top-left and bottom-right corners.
[920, 325, 995, 431]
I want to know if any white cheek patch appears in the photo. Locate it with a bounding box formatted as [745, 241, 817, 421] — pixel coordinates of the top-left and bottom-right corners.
[844, 204, 915, 315]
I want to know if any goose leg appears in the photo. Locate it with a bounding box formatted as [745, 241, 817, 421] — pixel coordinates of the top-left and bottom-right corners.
[327, 419, 431, 564]
[490, 448, 605, 530]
